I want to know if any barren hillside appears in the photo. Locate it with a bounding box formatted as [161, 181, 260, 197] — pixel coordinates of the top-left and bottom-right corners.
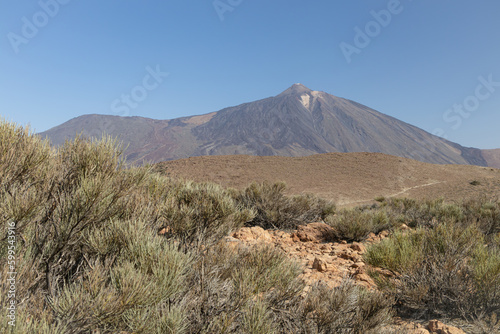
[155, 152, 500, 206]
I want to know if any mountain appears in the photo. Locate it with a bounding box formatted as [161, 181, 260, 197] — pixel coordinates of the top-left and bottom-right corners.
[39, 84, 499, 166]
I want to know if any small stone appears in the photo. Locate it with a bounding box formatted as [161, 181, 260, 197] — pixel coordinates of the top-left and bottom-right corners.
[351, 262, 364, 269]
[158, 226, 172, 235]
[399, 223, 410, 230]
[233, 226, 272, 242]
[427, 320, 465, 334]
[350, 242, 366, 253]
[312, 257, 328, 272]
[292, 222, 336, 243]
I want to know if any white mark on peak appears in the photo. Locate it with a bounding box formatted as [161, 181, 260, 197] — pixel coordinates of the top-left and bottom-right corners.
[300, 94, 311, 109]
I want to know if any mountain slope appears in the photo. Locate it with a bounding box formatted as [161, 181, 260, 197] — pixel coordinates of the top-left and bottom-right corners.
[39, 84, 496, 166]
[482, 148, 500, 168]
[191, 84, 485, 165]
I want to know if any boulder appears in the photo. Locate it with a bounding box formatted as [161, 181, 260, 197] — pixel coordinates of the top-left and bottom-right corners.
[232, 226, 272, 242]
[350, 242, 366, 253]
[312, 257, 328, 272]
[427, 320, 465, 334]
[292, 222, 336, 243]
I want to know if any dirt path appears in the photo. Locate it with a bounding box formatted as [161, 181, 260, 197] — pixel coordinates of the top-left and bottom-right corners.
[388, 181, 444, 197]
[337, 181, 445, 207]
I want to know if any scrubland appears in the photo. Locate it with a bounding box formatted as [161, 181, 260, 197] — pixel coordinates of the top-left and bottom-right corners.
[0, 120, 498, 333]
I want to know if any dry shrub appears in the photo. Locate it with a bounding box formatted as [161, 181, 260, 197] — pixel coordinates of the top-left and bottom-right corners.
[365, 223, 500, 320]
[49, 219, 193, 333]
[460, 198, 500, 238]
[159, 180, 255, 250]
[1, 120, 395, 333]
[326, 208, 392, 242]
[234, 181, 335, 230]
[184, 244, 393, 334]
[183, 243, 304, 333]
[382, 198, 464, 228]
[298, 280, 393, 333]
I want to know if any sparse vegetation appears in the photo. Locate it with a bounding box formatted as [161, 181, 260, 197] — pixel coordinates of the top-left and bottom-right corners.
[298, 280, 393, 333]
[233, 181, 335, 230]
[0, 120, 390, 333]
[325, 207, 393, 242]
[2, 119, 499, 332]
[365, 205, 500, 321]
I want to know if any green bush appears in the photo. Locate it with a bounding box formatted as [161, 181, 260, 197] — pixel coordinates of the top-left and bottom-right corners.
[382, 198, 464, 228]
[182, 243, 305, 333]
[326, 208, 393, 242]
[364, 229, 426, 273]
[4, 120, 396, 333]
[297, 280, 393, 333]
[234, 181, 335, 230]
[460, 198, 500, 238]
[365, 223, 500, 319]
[49, 219, 193, 333]
[159, 180, 255, 250]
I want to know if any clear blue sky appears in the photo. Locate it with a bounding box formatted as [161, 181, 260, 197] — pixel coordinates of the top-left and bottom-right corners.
[1, 0, 499, 149]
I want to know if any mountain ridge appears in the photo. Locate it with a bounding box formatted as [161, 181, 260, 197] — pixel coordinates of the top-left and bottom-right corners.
[39, 84, 500, 167]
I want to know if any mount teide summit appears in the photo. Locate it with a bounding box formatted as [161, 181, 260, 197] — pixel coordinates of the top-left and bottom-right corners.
[40, 84, 498, 167]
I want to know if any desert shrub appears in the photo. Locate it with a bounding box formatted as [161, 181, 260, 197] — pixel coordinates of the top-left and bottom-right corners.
[157, 180, 255, 250]
[365, 223, 500, 320]
[0, 121, 53, 246]
[183, 243, 392, 334]
[242, 299, 277, 334]
[460, 198, 500, 238]
[364, 229, 426, 273]
[0, 119, 52, 193]
[297, 280, 393, 333]
[183, 243, 304, 333]
[326, 208, 392, 242]
[383, 197, 500, 240]
[27, 137, 148, 294]
[472, 312, 500, 334]
[234, 182, 335, 230]
[118, 174, 256, 251]
[48, 219, 193, 333]
[382, 198, 464, 228]
[0, 122, 191, 332]
[1, 120, 395, 333]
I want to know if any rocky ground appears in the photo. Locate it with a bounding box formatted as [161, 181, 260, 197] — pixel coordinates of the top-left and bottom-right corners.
[225, 223, 467, 334]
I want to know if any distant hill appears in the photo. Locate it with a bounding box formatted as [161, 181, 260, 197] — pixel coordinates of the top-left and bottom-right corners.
[482, 149, 500, 168]
[154, 152, 500, 206]
[39, 84, 499, 166]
